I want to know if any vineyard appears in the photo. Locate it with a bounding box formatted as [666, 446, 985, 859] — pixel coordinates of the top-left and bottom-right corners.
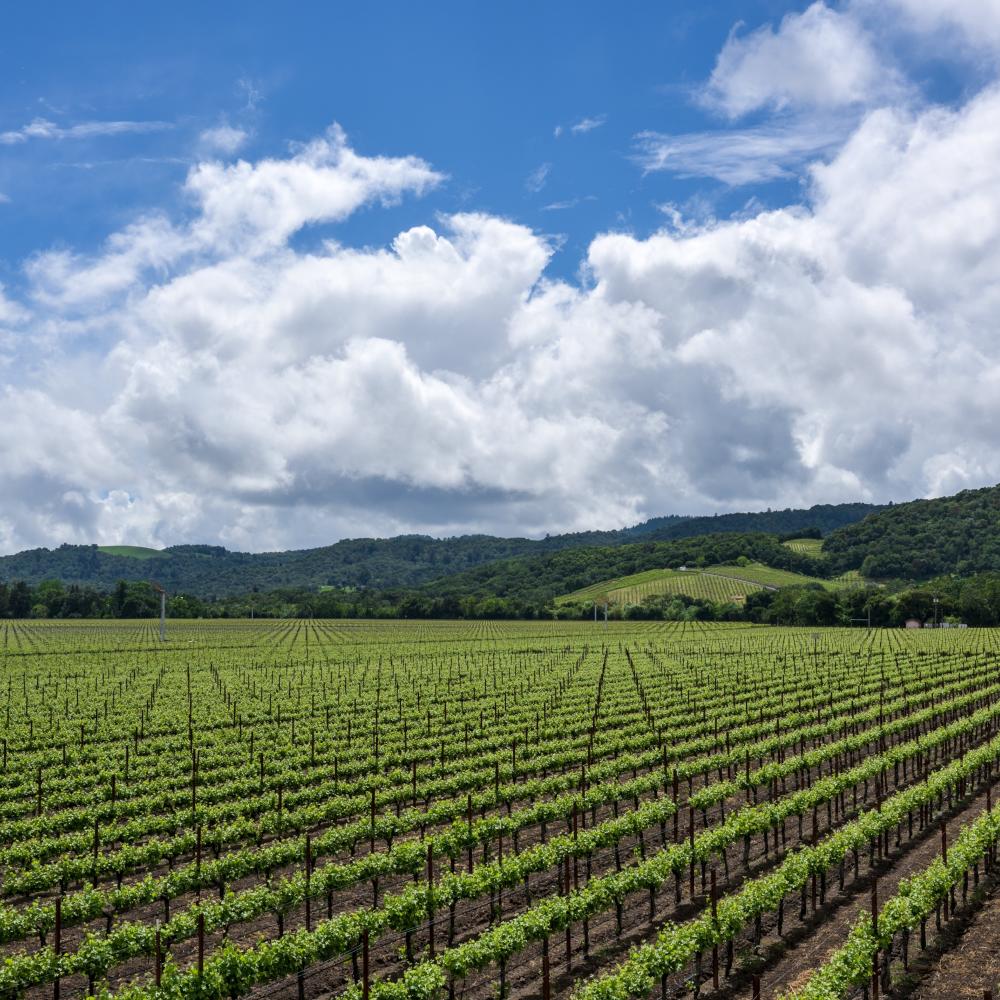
[781, 540, 825, 558]
[1, 619, 999, 1000]
[557, 564, 842, 607]
[556, 569, 756, 606]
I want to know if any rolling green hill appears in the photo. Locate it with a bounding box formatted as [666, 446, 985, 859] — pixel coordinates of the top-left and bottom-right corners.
[559, 567, 758, 605]
[0, 537, 564, 597]
[424, 532, 829, 604]
[823, 484, 1000, 579]
[0, 503, 876, 597]
[557, 561, 844, 607]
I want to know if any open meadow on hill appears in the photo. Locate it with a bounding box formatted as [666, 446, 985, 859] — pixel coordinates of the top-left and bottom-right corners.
[1, 619, 999, 1000]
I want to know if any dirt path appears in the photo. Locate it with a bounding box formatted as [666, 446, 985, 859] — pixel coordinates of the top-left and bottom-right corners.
[906, 879, 1000, 1000]
[726, 785, 997, 1000]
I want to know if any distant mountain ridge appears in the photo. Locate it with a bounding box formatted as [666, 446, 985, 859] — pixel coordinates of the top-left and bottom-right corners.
[633, 503, 881, 542]
[0, 502, 880, 597]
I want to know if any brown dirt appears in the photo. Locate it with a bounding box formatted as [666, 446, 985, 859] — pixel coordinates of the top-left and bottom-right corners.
[721, 784, 998, 1000]
[901, 875, 1000, 999]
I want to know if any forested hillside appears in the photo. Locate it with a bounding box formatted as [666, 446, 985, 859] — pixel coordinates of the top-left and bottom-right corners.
[638, 502, 882, 542]
[0, 503, 875, 596]
[823, 484, 1000, 578]
[0, 537, 567, 596]
[423, 532, 826, 604]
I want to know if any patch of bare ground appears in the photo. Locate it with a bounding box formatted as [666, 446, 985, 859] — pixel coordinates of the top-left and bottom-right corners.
[234, 724, 990, 1000]
[889, 871, 1000, 1000]
[720, 785, 998, 1000]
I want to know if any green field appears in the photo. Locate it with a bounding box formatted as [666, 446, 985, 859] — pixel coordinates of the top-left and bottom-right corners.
[558, 560, 839, 606]
[0, 618, 991, 1000]
[608, 570, 756, 604]
[782, 537, 825, 556]
[96, 545, 165, 560]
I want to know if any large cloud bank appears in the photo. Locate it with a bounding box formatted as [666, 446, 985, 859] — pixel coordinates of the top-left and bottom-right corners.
[3, 5, 1000, 552]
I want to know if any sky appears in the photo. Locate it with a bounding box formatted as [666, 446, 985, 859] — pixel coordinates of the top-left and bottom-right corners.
[2, 1, 1000, 553]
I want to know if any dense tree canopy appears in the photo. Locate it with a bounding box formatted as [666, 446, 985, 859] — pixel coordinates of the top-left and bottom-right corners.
[823, 484, 1000, 578]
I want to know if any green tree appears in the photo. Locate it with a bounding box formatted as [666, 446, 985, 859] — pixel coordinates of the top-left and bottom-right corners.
[8, 581, 31, 618]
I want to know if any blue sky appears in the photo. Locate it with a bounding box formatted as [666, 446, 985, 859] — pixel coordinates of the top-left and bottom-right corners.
[2, 1, 1000, 552]
[2, 2, 825, 281]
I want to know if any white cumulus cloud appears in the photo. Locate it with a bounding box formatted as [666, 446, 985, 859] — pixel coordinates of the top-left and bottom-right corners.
[704, 3, 904, 117]
[879, 0, 1000, 53]
[3, 81, 1000, 552]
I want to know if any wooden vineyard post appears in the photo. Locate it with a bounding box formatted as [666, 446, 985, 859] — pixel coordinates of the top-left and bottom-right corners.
[362, 928, 370, 1000]
[305, 834, 312, 931]
[572, 806, 579, 889]
[711, 869, 719, 989]
[53, 895, 61, 1000]
[565, 855, 572, 967]
[752, 974, 761, 1000]
[370, 787, 377, 853]
[427, 842, 435, 958]
[872, 879, 879, 1000]
[689, 806, 696, 899]
[197, 911, 205, 977]
[155, 921, 162, 986]
[941, 820, 949, 920]
[467, 794, 474, 873]
[672, 768, 679, 843]
[541, 937, 551, 1000]
[196, 824, 202, 895]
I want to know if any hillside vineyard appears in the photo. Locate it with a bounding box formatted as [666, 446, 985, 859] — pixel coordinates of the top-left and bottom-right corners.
[1, 621, 999, 999]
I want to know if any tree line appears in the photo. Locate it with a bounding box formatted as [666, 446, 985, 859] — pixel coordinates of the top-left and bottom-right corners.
[5, 570, 1000, 626]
